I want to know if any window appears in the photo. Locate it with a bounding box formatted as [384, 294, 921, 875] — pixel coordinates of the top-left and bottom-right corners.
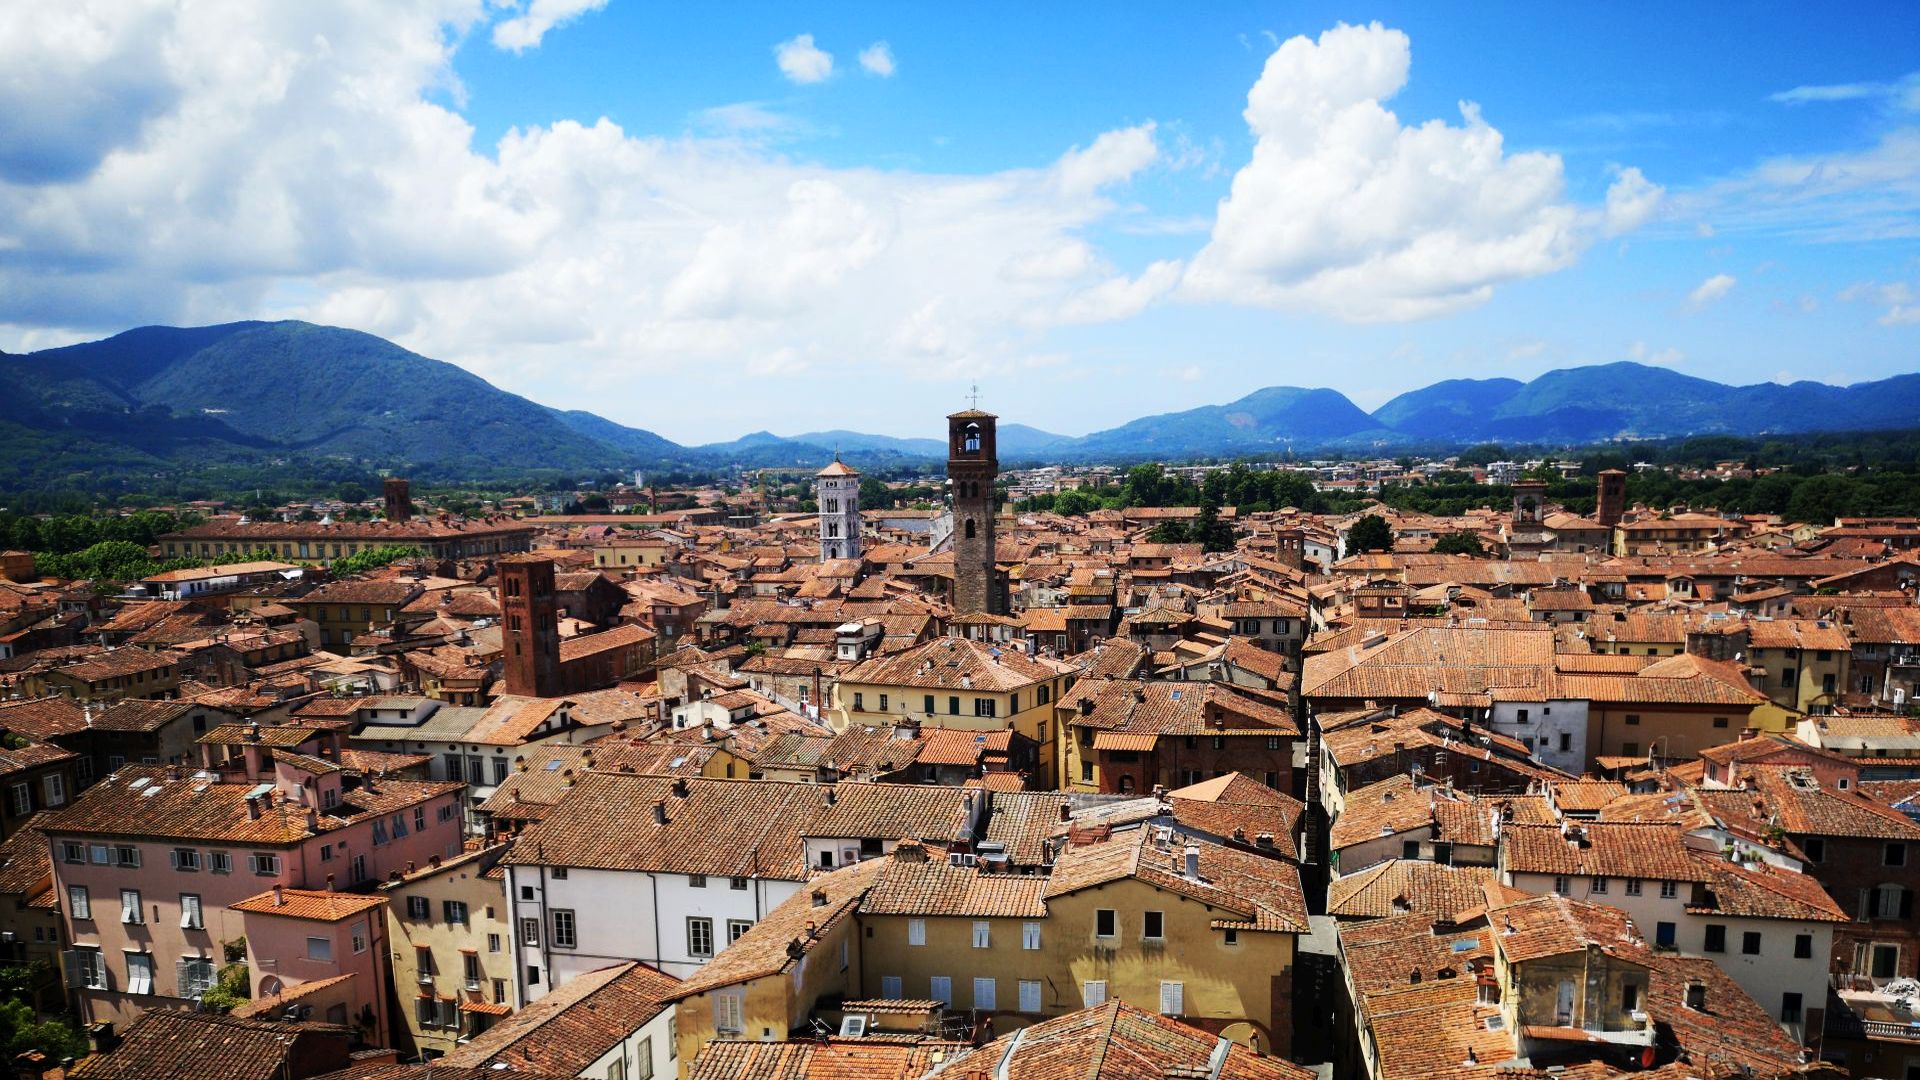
[407, 896, 430, 920]
[1403, 840, 1420, 859]
[210, 851, 231, 874]
[1704, 925, 1726, 953]
[60, 842, 83, 864]
[487, 932, 501, 953]
[43, 774, 64, 807]
[1083, 980, 1107, 1007]
[1713, 716, 1729, 728]
[1095, 909, 1116, 938]
[727, 919, 753, 944]
[307, 936, 333, 962]
[1868, 883, 1910, 919]
[688, 917, 714, 958]
[1625, 714, 1641, 726]
[444, 900, 469, 926]
[881, 975, 903, 999]
[730, 877, 748, 891]
[973, 976, 997, 1011]
[853, 692, 865, 711]
[520, 917, 541, 947]
[551, 910, 576, 948]
[879, 694, 889, 712]
[7, 784, 28, 817]
[1782, 667, 1797, 687]
[493, 978, 506, 1003]
[1553, 876, 1569, 895]
[1625, 879, 1643, 896]
[71, 947, 105, 990]
[125, 952, 153, 995]
[371, 820, 387, 845]
[416, 946, 436, 982]
[1590, 876, 1609, 895]
[113, 845, 140, 867]
[120, 889, 142, 924]
[974, 698, 996, 718]
[1081, 761, 1093, 783]
[179, 957, 215, 997]
[170, 848, 201, 872]
[1659, 881, 1678, 899]
[1795, 934, 1812, 959]
[351, 922, 366, 954]
[67, 885, 89, 920]
[180, 894, 202, 930]
[1887, 842, 1908, 867]
[1224, 928, 1238, 946]
[1022, 921, 1041, 950]
[463, 951, 482, 989]
[1742, 931, 1762, 955]
[972, 921, 991, 948]
[1558, 733, 1572, 753]
[929, 975, 953, 1006]
[948, 696, 960, 715]
[908, 918, 926, 946]
[1656, 922, 1676, 948]
[714, 990, 744, 1034]
[1143, 911, 1165, 940]
[1805, 838, 1825, 862]
[526, 965, 540, 985]
[635, 1038, 654, 1080]
[688, 874, 707, 888]
[1018, 979, 1042, 1013]
[1159, 980, 1185, 1016]
[249, 852, 280, 875]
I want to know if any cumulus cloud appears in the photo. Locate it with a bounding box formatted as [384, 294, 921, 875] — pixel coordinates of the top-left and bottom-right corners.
[858, 42, 895, 77]
[492, 0, 607, 52]
[1604, 166, 1663, 235]
[1182, 22, 1623, 322]
[1689, 273, 1736, 306]
[775, 33, 833, 84]
[0, 1, 1186, 435]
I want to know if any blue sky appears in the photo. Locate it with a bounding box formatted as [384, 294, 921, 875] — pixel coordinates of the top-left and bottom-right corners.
[2, 1, 1916, 443]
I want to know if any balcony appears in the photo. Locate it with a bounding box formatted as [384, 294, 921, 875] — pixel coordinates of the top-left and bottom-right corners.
[1825, 982, 1920, 1044]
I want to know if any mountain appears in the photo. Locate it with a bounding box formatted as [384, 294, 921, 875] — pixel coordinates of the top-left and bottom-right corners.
[1062, 386, 1384, 460]
[5, 321, 1919, 494]
[1368, 362, 1920, 444]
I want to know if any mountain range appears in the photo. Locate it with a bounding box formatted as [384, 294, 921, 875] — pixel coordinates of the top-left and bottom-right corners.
[2, 320, 1917, 489]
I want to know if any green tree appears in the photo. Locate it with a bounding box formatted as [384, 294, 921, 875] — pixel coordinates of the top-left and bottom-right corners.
[1147, 520, 1189, 544]
[858, 477, 892, 511]
[1433, 530, 1487, 557]
[330, 545, 425, 575]
[1053, 489, 1100, 517]
[0, 963, 87, 1063]
[1348, 514, 1394, 553]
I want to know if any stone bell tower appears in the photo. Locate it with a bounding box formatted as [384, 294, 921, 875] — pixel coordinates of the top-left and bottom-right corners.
[815, 457, 863, 562]
[947, 404, 1005, 615]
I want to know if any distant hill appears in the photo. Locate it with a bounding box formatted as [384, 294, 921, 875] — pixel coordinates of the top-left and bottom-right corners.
[3, 322, 1917, 494]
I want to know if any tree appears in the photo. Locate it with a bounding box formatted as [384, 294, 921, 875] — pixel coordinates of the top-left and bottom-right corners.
[1053, 489, 1100, 517]
[1348, 514, 1394, 553]
[1433, 530, 1487, 557]
[858, 477, 892, 511]
[0, 963, 86, 1062]
[1147, 520, 1189, 544]
[330, 545, 425, 575]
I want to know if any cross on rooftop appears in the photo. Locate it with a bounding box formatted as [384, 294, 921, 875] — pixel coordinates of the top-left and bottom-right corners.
[967, 383, 980, 409]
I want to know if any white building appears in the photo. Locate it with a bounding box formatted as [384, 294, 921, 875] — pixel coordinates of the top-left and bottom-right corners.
[815, 458, 863, 562]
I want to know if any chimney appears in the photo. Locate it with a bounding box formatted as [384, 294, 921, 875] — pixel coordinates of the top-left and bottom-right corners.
[1255, 833, 1274, 849]
[324, 874, 335, 892]
[1183, 845, 1200, 879]
[811, 889, 829, 907]
[245, 796, 262, 820]
[651, 800, 668, 825]
[271, 884, 285, 907]
[671, 777, 690, 798]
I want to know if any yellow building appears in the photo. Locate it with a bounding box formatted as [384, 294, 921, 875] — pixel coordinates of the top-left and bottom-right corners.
[667, 859, 880, 1067]
[856, 829, 1306, 1057]
[593, 539, 671, 570]
[380, 842, 516, 1058]
[829, 637, 1074, 786]
[1745, 619, 1851, 714]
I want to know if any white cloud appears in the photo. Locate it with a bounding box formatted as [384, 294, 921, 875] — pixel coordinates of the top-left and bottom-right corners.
[1603, 166, 1663, 235]
[1168, 364, 1203, 382]
[1689, 273, 1736, 306]
[0, 1, 1187, 437]
[1839, 280, 1920, 325]
[1182, 22, 1629, 322]
[492, 0, 607, 53]
[774, 33, 833, 84]
[1670, 130, 1920, 243]
[858, 41, 895, 77]
[1769, 73, 1920, 109]
[1627, 341, 1684, 366]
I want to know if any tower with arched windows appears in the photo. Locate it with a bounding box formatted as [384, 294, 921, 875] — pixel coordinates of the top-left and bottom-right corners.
[815, 457, 863, 562]
[948, 406, 1005, 614]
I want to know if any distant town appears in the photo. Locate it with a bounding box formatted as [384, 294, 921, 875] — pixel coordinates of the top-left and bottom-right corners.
[0, 403, 1911, 1080]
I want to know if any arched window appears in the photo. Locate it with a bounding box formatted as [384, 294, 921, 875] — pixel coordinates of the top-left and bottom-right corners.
[963, 422, 981, 453]
[965, 519, 976, 540]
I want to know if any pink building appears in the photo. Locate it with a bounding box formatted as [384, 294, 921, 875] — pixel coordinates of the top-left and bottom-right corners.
[41, 760, 464, 1040]
[232, 886, 391, 1044]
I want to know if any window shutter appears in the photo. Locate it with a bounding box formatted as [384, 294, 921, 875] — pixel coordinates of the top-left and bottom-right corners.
[1903, 887, 1916, 920]
[1159, 980, 1184, 1015]
[1083, 980, 1106, 1007]
[62, 951, 80, 990]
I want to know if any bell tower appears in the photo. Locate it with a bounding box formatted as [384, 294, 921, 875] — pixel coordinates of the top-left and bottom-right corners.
[815, 457, 863, 562]
[948, 401, 1004, 614]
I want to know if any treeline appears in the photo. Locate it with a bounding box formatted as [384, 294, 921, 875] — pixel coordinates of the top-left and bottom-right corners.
[1018, 463, 1337, 518]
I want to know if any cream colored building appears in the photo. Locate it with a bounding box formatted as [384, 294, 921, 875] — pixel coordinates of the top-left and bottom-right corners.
[381, 842, 515, 1058]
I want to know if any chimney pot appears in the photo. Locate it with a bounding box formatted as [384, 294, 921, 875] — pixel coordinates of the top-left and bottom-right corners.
[651, 800, 668, 825]
[271, 884, 284, 907]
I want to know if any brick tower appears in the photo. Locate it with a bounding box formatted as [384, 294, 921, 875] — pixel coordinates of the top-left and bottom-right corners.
[948, 406, 1005, 614]
[1596, 469, 1627, 528]
[383, 478, 412, 523]
[499, 555, 561, 698]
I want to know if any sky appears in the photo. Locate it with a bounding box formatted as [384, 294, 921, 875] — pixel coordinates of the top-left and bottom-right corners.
[1, 2, 1917, 445]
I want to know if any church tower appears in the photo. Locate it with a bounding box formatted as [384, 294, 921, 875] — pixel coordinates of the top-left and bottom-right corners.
[815, 457, 863, 562]
[948, 405, 1005, 614]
